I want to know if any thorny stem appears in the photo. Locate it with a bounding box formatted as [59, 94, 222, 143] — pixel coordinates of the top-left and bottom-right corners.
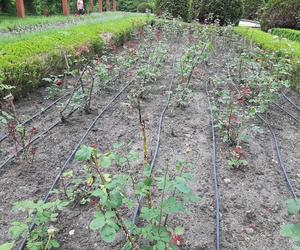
[90, 154, 139, 249]
[60, 66, 88, 120]
[137, 102, 148, 165]
[85, 69, 95, 114]
[159, 164, 169, 232]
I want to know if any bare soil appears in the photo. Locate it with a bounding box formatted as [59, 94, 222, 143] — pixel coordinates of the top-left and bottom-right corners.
[0, 27, 299, 250]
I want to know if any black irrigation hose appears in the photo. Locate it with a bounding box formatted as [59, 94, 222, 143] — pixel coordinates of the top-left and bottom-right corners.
[256, 113, 298, 200]
[131, 53, 177, 225]
[0, 92, 70, 143]
[205, 81, 221, 250]
[17, 81, 133, 250]
[0, 108, 77, 171]
[282, 92, 300, 113]
[273, 103, 300, 124]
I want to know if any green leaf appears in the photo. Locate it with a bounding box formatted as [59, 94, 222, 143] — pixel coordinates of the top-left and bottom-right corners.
[140, 207, 160, 222]
[109, 191, 123, 208]
[9, 222, 27, 239]
[0, 242, 14, 250]
[101, 225, 117, 243]
[100, 155, 111, 168]
[280, 223, 300, 241]
[90, 212, 105, 231]
[163, 197, 184, 214]
[75, 145, 93, 161]
[175, 177, 190, 193]
[154, 241, 165, 250]
[286, 199, 300, 215]
[174, 226, 185, 235]
[49, 239, 60, 248]
[91, 189, 108, 203]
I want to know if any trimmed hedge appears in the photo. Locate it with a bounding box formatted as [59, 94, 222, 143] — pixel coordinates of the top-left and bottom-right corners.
[234, 26, 300, 89]
[0, 15, 149, 97]
[271, 28, 300, 43]
[155, 0, 190, 21]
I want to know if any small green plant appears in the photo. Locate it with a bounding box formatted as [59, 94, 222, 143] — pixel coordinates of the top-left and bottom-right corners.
[71, 143, 199, 249]
[0, 94, 38, 162]
[227, 146, 248, 169]
[0, 199, 69, 250]
[280, 199, 300, 249]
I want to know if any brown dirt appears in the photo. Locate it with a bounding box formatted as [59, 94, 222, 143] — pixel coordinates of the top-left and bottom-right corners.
[0, 26, 299, 250]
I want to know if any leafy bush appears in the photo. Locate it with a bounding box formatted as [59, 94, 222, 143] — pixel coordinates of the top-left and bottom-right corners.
[137, 2, 153, 13]
[272, 28, 300, 43]
[155, 0, 190, 21]
[0, 15, 149, 97]
[191, 0, 244, 25]
[260, 0, 300, 31]
[243, 0, 264, 19]
[234, 26, 300, 90]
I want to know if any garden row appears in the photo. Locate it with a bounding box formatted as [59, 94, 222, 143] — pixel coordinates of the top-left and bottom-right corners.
[0, 13, 150, 98]
[234, 27, 300, 90]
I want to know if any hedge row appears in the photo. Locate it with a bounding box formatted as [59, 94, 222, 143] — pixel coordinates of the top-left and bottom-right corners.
[234, 27, 300, 89]
[271, 28, 300, 43]
[0, 15, 150, 97]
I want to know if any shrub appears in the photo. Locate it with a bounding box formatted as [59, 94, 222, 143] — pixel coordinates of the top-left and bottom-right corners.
[191, 0, 244, 25]
[234, 26, 300, 90]
[272, 28, 300, 43]
[155, 0, 190, 21]
[137, 2, 152, 13]
[243, 0, 264, 19]
[0, 15, 150, 98]
[260, 0, 300, 31]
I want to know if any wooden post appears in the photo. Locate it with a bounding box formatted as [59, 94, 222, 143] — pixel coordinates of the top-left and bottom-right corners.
[62, 0, 69, 16]
[16, 0, 25, 18]
[113, 0, 116, 12]
[98, 0, 103, 12]
[89, 0, 94, 12]
[106, 0, 110, 11]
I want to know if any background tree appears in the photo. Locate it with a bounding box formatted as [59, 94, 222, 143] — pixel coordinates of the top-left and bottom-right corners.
[155, 0, 190, 21]
[191, 0, 244, 25]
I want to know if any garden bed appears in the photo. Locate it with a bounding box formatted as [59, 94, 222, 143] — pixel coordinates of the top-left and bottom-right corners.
[0, 21, 300, 250]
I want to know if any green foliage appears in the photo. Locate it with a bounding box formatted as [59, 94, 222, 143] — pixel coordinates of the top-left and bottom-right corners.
[242, 0, 264, 19]
[155, 0, 190, 21]
[234, 27, 300, 58]
[234, 26, 300, 89]
[0, 14, 149, 97]
[73, 144, 199, 248]
[137, 2, 153, 13]
[272, 28, 300, 43]
[0, 200, 69, 250]
[191, 0, 244, 25]
[280, 199, 300, 248]
[260, 0, 300, 31]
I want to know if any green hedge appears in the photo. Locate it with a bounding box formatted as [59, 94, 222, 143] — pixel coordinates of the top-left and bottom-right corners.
[0, 15, 149, 97]
[271, 28, 300, 43]
[234, 26, 300, 89]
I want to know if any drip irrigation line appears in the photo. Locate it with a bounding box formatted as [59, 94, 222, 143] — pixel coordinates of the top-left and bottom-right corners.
[282, 92, 300, 113]
[256, 113, 298, 200]
[0, 93, 70, 143]
[0, 109, 77, 171]
[205, 80, 221, 250]
[273, 103, 300, 124]
[17, 81, 132, 250]
[131, 51, 177, 225]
